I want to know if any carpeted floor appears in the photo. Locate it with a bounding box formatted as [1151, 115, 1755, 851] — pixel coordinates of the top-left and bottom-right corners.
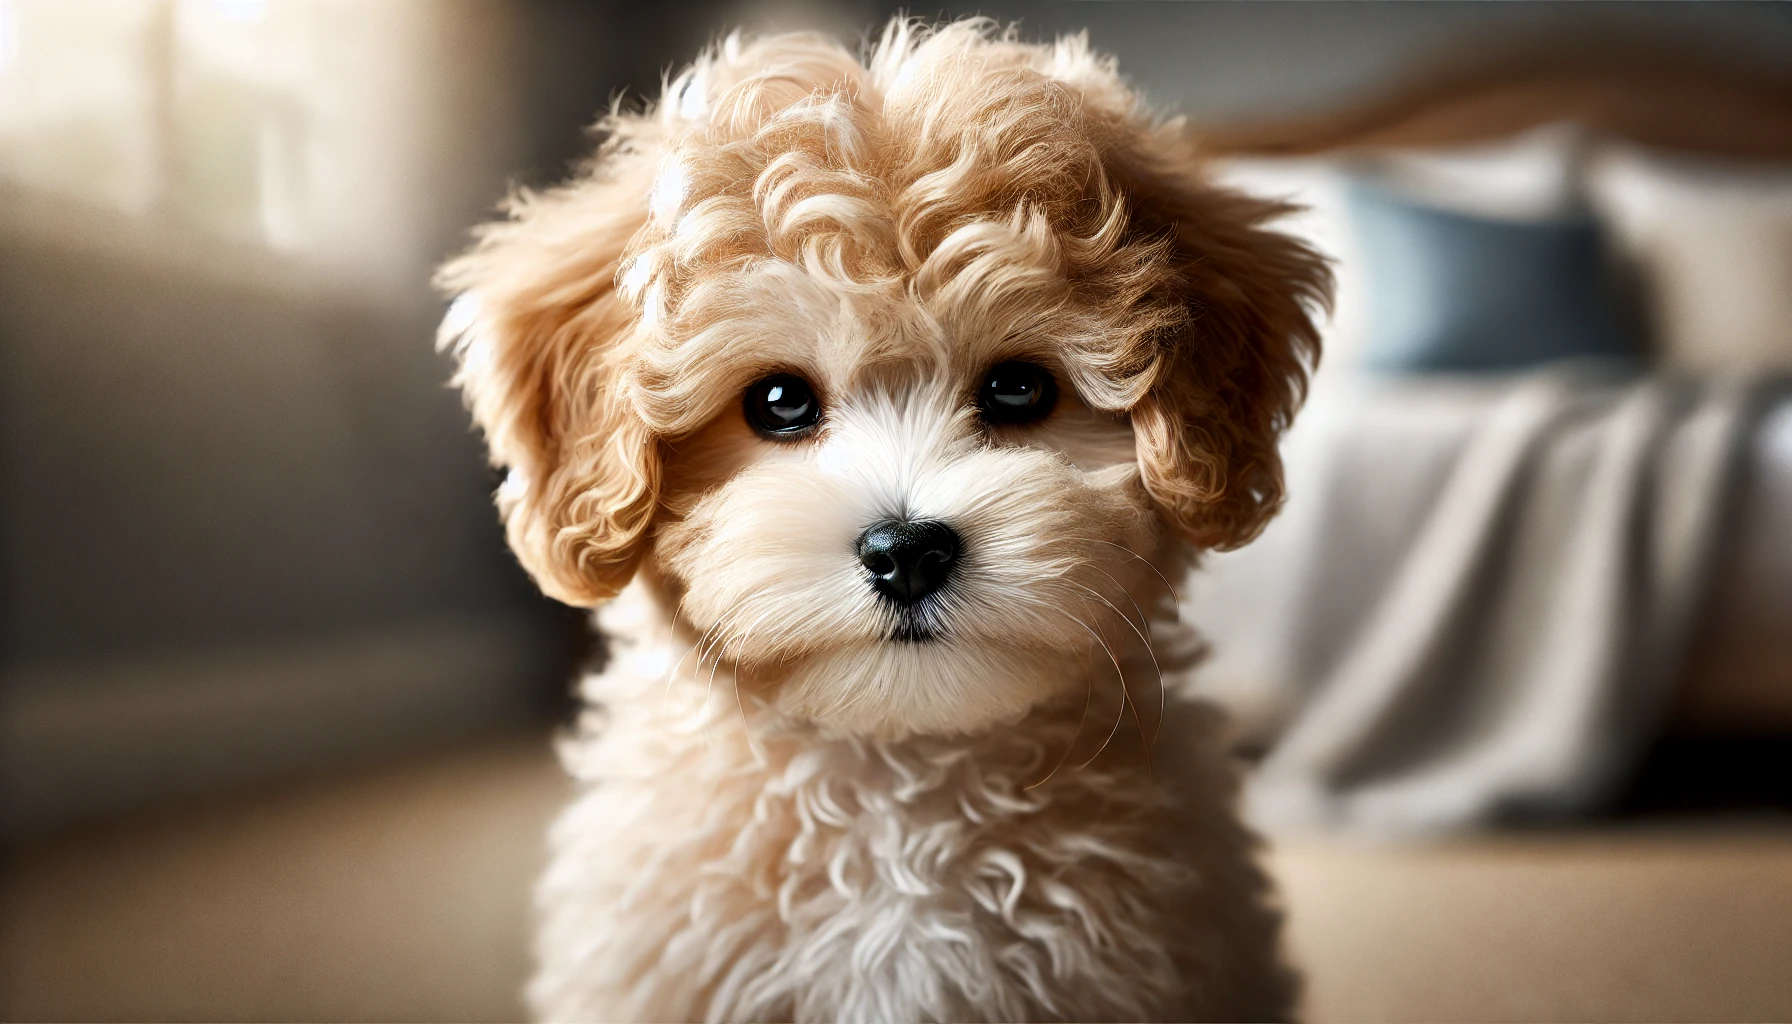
[4, 731, 1789, 1022]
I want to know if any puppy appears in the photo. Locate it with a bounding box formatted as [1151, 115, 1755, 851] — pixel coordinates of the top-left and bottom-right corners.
[439, 18, 1327, 1023]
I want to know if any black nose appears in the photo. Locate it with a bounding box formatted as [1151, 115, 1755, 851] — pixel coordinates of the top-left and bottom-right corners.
[856, 519, 960, 605]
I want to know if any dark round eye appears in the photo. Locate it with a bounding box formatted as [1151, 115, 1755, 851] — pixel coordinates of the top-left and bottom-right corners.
[978, 361, 1057, 425]
[744, 374, 821, 437]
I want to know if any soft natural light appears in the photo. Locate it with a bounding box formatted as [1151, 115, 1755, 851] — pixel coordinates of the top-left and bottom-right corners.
[0, 0, 508, 290]
[209, 0, 265, 23]
[0, 1, 18, 74]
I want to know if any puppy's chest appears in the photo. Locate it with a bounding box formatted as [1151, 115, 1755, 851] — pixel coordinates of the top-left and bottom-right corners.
[536, 682, 1196, 1021]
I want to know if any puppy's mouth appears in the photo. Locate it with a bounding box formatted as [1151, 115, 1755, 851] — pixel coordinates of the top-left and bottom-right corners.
[890, 607, 944, 644]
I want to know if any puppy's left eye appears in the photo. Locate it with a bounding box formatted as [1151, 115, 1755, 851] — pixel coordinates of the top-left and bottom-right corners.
[978, 361, 1057, 426]
[745, 374, 821, 438]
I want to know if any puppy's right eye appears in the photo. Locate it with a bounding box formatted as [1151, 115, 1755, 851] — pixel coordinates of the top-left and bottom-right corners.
[978, 361, 1057, 426]
[744, 374, 821, 438]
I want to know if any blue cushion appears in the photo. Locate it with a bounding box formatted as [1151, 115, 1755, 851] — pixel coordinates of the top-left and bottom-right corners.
[1348, 179, 1639, 372]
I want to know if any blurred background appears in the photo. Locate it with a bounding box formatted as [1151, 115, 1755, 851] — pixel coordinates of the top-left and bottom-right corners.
[2, 1, 1789, 1020]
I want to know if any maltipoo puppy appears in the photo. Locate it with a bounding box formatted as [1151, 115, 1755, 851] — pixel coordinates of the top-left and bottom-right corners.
[439, 17, 1327, 1023]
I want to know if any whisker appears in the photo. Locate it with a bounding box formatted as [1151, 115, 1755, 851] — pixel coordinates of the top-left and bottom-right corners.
[690, 600, 762, 723]
[1051, 609, 1131, 770]
[718, 603, 783, 670]
[709, 600, 788, 692]
[1072, 537, 1182, 612]
[661, 591, 727, 714]
[1064, 579, 1159, 775]
[665, 590, 709, 668]
[697, 598, 761, 672]
[700, 616, 739, 709]
[1074, 568, 1169, 750]
[671, 622, 722, 710]
[662, 637, 702, 714]
[1024, 639, 1095, 791]
[726, 605, 783, 761]
[1083, 563, 1150, 633]
[681, 609, 734, 678]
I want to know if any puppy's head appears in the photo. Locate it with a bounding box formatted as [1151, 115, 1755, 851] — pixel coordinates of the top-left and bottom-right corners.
[439, 20, 1328, 739]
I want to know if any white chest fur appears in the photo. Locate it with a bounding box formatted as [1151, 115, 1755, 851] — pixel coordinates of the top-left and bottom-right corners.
[528, 591, 1294, 1023]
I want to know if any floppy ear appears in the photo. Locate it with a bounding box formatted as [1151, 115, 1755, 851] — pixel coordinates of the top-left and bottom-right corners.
[436, 153, 660, 607]
[1109, 133, 1332, 551]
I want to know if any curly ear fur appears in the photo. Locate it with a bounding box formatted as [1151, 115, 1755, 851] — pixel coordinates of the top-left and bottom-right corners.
[1119, 147, 1332, 550]
[436, 148, 661, 606]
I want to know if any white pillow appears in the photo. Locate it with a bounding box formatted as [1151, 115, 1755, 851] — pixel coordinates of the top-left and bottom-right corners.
[1359, 121, 1591, 222]
[1209, 125, 1592, 380]
[1590, 146, 1792, 372]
